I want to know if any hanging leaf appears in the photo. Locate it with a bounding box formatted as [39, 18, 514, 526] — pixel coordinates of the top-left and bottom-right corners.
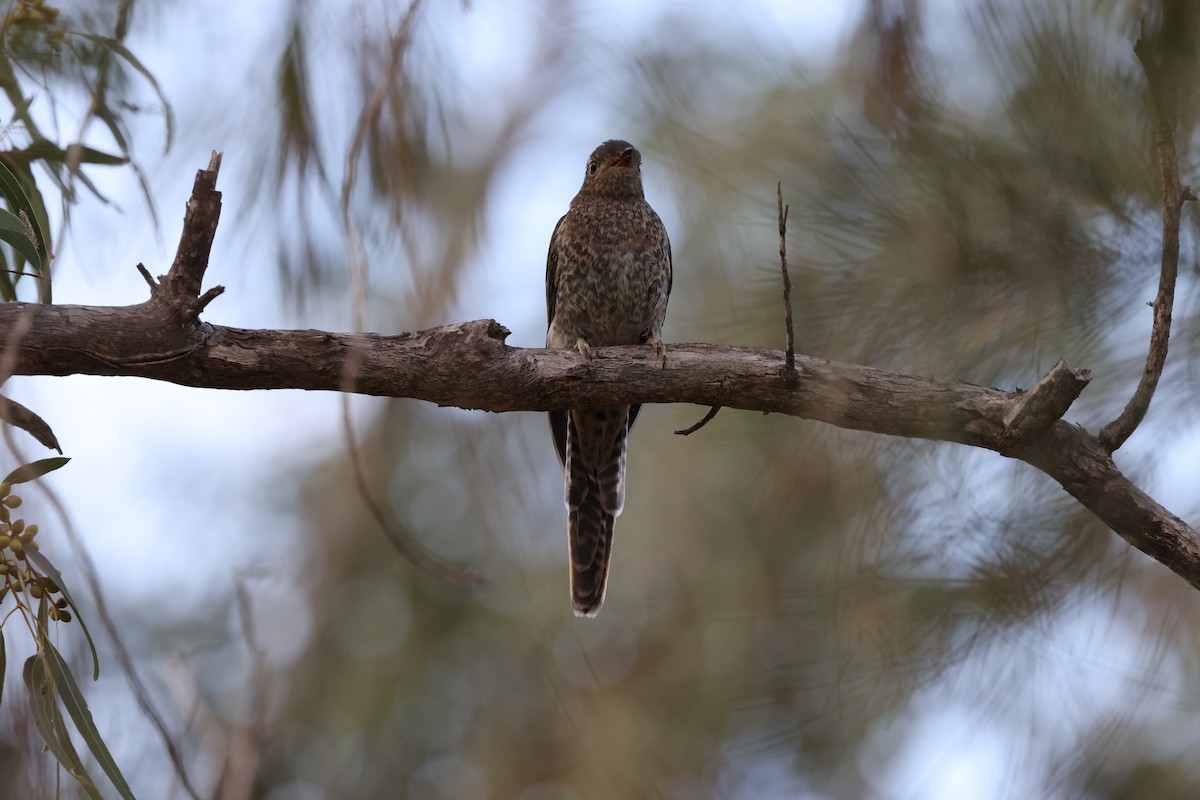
[0, 394, 62, 452]
[73, 33, 175, 152]
[15, 140, 129, 166]
[38, 637, 137, 799]
[25, 547, 99, 679]
[23, 652, 103, 799]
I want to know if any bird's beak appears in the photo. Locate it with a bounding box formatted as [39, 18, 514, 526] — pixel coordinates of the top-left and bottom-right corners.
[611, 147, 636, 168]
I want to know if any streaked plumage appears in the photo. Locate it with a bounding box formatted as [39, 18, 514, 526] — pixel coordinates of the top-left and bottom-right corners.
[545, 140, 672, 617]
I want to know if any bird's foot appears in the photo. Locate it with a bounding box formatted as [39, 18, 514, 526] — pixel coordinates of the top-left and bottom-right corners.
[575, 338, 594, 363]
[646, 335, 667, 368]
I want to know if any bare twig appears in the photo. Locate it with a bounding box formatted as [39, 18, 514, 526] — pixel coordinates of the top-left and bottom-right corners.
[135, 262, 156, 290]
[674, 405, 722, 436]
[777, 181, 796, 376]
[1098, 36, 1197, 452]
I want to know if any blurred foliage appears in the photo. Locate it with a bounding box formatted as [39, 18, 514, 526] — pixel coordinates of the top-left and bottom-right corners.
[8, 0, 1200, 799]
[0, 0, 171, 303]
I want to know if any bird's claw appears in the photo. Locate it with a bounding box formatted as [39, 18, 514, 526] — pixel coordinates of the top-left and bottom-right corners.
[646, 335, 667, 368]
[575, 338, 594, 363]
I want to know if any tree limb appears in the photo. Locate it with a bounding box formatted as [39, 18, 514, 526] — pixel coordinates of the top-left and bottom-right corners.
[1098, 35, 1196, 452]
[4, 294, 1199, 591]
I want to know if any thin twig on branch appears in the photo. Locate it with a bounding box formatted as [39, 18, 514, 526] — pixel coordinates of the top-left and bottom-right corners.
[1098, 36, 1197, 452]
[675, 405, 722, 436]
[777, 181, 796, 376]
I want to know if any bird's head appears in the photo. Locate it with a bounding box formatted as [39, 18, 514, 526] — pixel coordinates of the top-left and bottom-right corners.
[577, 139, 645, 200]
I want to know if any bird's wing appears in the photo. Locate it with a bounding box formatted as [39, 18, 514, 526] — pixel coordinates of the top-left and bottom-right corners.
[629, 226, 672, 434]
[545, 213, 566, 330]
[666, 232, 673, 300]
[546, 213, 569, 466]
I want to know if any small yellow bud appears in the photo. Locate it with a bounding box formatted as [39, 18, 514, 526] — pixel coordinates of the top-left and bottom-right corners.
[3, 495, 21, 508]
[10, 519, 24, 535]
[0, 482, 9, 498]
[24, 523, 37, 536]
[8, 537, 22, 553]
[0, 536, 8, 549]
[30, 583, 43, 598]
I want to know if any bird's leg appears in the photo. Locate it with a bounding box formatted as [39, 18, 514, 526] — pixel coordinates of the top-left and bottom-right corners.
[575, 337, 594, 363]
[645, 335, 667, 368]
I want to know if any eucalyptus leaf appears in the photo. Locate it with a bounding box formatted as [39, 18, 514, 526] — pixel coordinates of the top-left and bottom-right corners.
[40, 638, 137, 800]
[23, 653, 102, 799]
[26, 546, 99, 680]
[74, 33, 175, 151]
[3, 456, 70, 484]
[0, 207, 43, 267]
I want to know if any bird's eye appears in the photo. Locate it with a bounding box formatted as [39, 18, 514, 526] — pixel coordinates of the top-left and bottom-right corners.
[587, 160, 598, 176]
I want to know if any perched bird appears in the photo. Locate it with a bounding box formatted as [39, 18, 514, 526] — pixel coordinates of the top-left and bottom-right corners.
[545, 140, 672, 617]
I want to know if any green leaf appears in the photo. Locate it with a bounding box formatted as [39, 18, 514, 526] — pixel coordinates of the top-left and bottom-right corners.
[0, 207, 43, 267]
[0, 245, 14, 301]
[17, 141, 129, 167]
[0, 160, 43, 261]
[25, 546, 99, 680]
[74, 33, 175, 152]
[23, 653, 103, 799]
[3, 456, 70, 484]
[39, 638, 137, 799]
[0, 157, 50, 301]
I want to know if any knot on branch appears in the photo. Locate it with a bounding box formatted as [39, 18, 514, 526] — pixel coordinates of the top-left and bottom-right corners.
[136, 263, 225, 325]
[430, 319, 511, 362]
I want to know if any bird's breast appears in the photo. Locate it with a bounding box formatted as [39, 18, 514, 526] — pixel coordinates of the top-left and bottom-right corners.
[549, 202, 670, 348]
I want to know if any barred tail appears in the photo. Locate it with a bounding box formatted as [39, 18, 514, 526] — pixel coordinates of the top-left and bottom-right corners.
[565, 406, 628, 617]
[569, 493, 615, 616]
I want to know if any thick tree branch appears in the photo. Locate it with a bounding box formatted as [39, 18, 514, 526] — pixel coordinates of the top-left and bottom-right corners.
[5, 296, 1200, 591]
[1098, 36, 1196, 452]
